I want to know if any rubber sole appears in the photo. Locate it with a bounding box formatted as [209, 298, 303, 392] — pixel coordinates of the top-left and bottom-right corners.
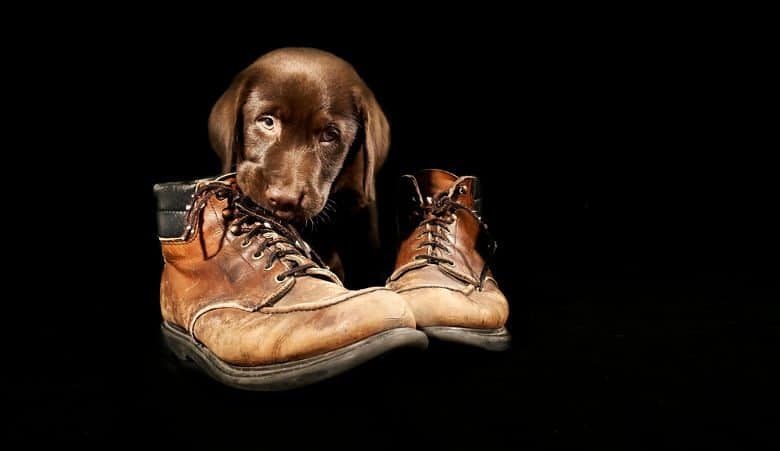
[421, 326, 511, 351]
[161, 322, 428, 391]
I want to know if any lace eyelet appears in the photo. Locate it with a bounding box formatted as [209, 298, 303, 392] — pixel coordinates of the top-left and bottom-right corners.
[446, 261, 456, 266]
[264, 261, 276, 271]
[275, 274, 286, 283]
[241, 239, 252, 248]
[252, 251, 264, 260]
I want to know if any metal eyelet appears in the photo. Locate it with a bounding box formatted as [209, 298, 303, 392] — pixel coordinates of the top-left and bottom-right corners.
[275, 274, 286, 283]
[457, 185, 468, 195]
[264, 261, 276, 271]
[241, 238, 252, 248]
[252, 251, 264, 260]
[446, 261, 456, 266]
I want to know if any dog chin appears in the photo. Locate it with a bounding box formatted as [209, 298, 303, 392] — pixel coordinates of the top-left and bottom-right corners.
[292, 205, 329, 225]
[265, 203, 322, 224]
[292, 207, 324, 224]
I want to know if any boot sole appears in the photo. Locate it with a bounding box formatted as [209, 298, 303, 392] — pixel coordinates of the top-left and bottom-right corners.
[421, 326, 511, 351]
[161, 322, 428, 391]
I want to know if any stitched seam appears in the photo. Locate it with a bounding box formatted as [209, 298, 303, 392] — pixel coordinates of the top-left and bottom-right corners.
[388, 260, 426, 281]
[394, 284, 463, 293]
[188, 280, 293, 338]
[189, 287, 390, 337]
[439, 264, 479, 286]
[261, 287, 390, 314]
[192, 294, 380, 318]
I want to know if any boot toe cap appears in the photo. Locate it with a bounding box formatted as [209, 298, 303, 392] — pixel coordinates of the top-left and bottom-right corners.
[398, 285, 508, 329]
[193, 288, 416, 366]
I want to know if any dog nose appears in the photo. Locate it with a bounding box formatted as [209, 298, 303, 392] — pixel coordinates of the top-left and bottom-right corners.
[266, 187, 302, 215]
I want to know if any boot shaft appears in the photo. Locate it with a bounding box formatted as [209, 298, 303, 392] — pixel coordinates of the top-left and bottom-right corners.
[154, 175, 342, 331]
[392, 169, 494, 285]
[396, 169, 482, 241]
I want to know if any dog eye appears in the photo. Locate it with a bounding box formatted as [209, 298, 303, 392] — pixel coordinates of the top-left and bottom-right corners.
[256, 115, 275, 130]
[320, 127, 340, 143]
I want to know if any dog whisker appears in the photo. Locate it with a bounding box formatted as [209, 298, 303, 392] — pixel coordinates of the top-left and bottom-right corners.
[307, 204, 335, 231]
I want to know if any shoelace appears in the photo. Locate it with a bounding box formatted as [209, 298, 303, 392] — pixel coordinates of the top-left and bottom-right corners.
[186, 181, 326, 282]
[413, 193, 497, 288]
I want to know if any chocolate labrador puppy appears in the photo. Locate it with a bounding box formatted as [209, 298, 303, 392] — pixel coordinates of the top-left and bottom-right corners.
[208, 48, 389, 282]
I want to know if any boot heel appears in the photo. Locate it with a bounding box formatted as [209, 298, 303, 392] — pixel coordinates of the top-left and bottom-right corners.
[161, 323, 191, 361]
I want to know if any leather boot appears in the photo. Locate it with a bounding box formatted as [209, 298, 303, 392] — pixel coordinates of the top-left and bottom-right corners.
[155, 174, 426, 390]
[386, 169, 510, 350]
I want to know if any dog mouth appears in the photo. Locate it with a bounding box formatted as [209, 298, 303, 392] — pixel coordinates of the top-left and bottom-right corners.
[270, 208, 300, 222]
[250, 197, 325, 225]
[235, 164, 330, 224]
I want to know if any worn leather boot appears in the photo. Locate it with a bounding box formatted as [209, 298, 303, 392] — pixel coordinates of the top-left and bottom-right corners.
[155, 174, 426, 390]
[386, 169, 510, 350]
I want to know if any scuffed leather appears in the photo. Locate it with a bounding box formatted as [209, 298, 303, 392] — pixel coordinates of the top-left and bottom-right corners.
[387, 169, 509, 329]
[159, 176, 416, 366]
[193, 290, 411, 365]
[388, 266, 508, 329]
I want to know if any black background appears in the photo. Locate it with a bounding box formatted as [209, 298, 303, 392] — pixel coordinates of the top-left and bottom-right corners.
[12, 14, 777, 447]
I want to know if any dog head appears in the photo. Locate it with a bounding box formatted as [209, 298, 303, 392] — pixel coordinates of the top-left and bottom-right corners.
[208, 48, 389, 222]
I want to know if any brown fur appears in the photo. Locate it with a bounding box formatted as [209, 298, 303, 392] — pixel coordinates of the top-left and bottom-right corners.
[208, 48, 389, 223]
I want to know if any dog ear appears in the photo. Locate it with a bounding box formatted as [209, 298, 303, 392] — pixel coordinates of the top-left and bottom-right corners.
[337, 86, 390, 207]
[208, 74, 249, 173]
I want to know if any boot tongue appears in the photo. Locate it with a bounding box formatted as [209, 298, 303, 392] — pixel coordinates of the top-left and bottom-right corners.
[414, 169, 480, 211]
[415, 169, 458, 198]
